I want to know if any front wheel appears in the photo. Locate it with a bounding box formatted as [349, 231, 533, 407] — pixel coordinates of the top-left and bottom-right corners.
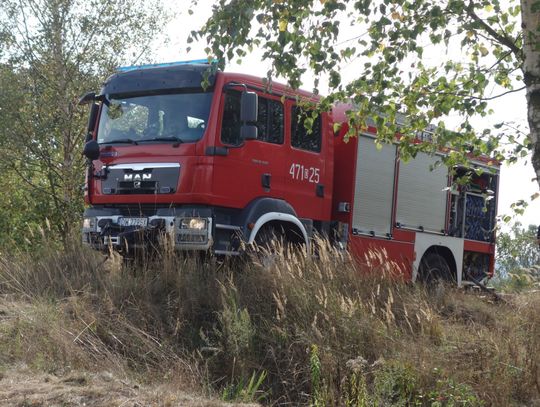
[252, 226, 285, 268]
[251, 225, 306, 268]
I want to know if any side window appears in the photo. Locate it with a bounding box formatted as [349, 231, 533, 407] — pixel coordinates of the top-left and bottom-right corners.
[291, 106, 322, 152]
[221, 91, 284, 145]
[258, 97, 284, 144]
[221, 92, 242, 145]
[270, 101, 284, 143]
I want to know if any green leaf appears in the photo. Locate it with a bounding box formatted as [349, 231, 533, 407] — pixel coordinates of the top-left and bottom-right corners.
[194, 0, 538, 198]
[479, 45, 489, 56]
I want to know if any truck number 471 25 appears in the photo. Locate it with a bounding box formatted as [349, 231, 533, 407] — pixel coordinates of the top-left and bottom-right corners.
[289, 163, 320, 183]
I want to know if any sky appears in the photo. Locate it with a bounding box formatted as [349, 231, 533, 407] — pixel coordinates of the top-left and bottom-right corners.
[155, 1, 539, 229]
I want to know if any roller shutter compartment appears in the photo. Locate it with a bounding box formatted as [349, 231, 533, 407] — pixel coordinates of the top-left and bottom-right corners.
[352, 136, 397, 237]
[396, 153, 448, 233]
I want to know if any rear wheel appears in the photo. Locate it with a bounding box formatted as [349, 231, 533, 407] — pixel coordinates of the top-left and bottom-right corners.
[418, 252, 453, 284]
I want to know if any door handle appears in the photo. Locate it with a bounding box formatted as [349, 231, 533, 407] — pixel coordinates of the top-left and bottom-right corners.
[262, 173, 271, 189]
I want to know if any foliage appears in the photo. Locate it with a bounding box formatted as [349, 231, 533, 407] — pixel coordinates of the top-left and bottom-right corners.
[194, 0, 540, 189]
[373, 361, 418, 406]
[310, 344, 329, 407]
[342, 371, 369, 407]
[216, 281, 254, 366]
[496, 222, 540, 274]
[0, 0, 168, 245]
[495, 222, 540, 290]
[422, 378, 484, 406]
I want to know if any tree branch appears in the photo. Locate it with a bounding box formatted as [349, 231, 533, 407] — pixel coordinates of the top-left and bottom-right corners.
[466, 2, 522, 59]
[434, 85, 526, 101]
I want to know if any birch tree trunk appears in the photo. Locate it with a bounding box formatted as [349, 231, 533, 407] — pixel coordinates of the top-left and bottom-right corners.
[522, 0, 540, 190]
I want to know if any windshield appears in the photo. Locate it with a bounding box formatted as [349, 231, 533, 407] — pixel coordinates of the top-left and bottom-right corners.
[97, 92, 213, 144]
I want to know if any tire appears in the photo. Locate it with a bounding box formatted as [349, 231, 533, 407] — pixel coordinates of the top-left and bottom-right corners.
[418, 252, 453, 284]
[252, 226, 284, 268]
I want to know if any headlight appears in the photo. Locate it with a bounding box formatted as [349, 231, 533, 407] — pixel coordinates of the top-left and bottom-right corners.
[180, 217, 207, 230]
[83, 217, 96, 230]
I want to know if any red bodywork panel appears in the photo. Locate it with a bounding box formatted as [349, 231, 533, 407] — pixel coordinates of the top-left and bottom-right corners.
[330, 104, 497, 278]
[348, 236, 414, 280]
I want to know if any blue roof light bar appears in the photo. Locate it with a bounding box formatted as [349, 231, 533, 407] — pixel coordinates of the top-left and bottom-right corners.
[117, 59, 216, 72]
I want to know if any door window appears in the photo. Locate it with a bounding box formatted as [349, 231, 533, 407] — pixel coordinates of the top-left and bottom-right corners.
[221, 91, 284, 145]
[291, 106, 322, 152]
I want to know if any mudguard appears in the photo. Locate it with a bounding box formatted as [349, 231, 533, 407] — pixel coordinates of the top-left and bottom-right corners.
[238, 197, 308, 245]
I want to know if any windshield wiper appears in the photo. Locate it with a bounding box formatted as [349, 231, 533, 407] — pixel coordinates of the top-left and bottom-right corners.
[139, 137, 184, 147]
[140, 137, 184, 143]
[101, 138, 138, 145]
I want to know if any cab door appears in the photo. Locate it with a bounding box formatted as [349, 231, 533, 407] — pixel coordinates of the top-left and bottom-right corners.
[281, 102, 327, 220]
[212, 89, 287, 209]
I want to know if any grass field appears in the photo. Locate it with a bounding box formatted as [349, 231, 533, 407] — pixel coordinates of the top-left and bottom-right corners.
[0, 239, 539, 406]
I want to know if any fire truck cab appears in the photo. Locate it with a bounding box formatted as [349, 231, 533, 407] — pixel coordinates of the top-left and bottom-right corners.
[81, 62, 333, 256]
[81, 61, 498, 284]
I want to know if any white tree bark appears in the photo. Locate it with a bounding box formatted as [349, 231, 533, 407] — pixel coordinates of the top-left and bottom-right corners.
[521, 0, 540, 190]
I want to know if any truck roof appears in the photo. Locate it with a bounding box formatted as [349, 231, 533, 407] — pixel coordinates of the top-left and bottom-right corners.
[100, 63, 216, 96]
[100, 63, 319, 103]
[218, 72, 320, 102]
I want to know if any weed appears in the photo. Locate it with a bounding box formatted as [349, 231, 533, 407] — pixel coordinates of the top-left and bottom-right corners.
[218, 281, 254, 362]
[310, 344, 328, 407]
[342, 372, 369, 407]
[373, 360, 419, 406]
[419, 377, 483, 406]
[221, 370, 268, 403]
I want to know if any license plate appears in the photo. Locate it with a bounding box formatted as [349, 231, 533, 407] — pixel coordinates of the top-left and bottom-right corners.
[119, 217, 148, 227]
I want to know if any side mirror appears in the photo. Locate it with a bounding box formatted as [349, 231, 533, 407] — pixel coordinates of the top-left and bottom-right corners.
[240, 90, 258, 141]
[241, 124, 258, 141]
[240, 91, 257, 123]
[79, 91, 96, 106]
[83, 140, 100, 161]
[85, 103, 99, 142]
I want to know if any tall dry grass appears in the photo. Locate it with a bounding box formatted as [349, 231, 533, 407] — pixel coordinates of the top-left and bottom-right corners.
[0, 237, 539, 405]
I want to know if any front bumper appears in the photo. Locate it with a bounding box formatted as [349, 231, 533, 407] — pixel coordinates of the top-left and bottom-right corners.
[82, 207, 213, 252]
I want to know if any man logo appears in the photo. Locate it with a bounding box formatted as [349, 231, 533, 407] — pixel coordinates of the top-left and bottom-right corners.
[124, 173, 151, 181]
[134, 181, 141, 189]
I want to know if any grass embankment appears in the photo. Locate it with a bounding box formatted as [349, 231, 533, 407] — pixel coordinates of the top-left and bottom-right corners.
[0, 240, 539, 406]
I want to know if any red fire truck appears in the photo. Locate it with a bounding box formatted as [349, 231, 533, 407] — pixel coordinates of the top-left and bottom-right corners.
[80, 61, 498, 284]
